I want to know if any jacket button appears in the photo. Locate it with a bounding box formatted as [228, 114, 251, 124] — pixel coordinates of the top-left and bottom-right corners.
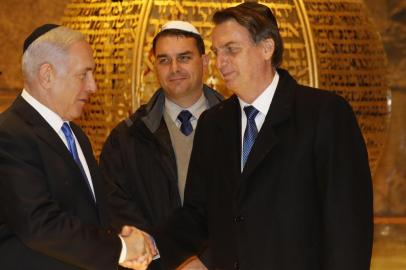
[234, 261, 240, 269]
[234, 215, 245, 222]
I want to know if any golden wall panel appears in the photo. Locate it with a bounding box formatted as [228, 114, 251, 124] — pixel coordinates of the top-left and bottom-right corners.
[303, 0, 390, 174]
[62, 0, 390, 175]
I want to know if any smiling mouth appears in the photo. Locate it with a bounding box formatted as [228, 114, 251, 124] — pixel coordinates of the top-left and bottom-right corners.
[221, 71, 235, 80]
[169, 77, 188, 82]
[78, 98, 88, 103]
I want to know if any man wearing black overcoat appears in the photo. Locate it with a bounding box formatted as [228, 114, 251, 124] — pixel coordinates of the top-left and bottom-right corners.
[150, 3, 373, 270]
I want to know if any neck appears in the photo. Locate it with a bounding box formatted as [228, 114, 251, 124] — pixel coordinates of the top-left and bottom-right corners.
[24, 85, 68, 121]
[239, 68, 275, 104]
[166, 88, 203, 108]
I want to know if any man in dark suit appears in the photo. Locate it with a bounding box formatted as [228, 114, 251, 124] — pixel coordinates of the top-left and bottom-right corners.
[100, 21, 223, 270]
[147, 3, 373, 270]
[0, 24, 152, 270]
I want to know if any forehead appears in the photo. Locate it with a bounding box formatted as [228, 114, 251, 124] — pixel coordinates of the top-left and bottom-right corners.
[212, 19, 253, 48]
[65, 41, 95, 68]
[155, 35, 199, 55]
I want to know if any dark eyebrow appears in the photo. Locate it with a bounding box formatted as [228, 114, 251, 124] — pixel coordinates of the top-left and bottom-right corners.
[156, 50, 194, 59]
[178, 51, 193, 57]
[77, 67, 94, 74]
[211, 42, 239, 51]
[156, 54, 169, 59]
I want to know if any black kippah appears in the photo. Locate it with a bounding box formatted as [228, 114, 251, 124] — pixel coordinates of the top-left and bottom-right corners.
[23, 24, 60, 53]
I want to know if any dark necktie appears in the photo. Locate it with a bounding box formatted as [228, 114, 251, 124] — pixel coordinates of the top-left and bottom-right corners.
[242, 106, 259, 167]
[61, 122, 95, 201]
[177, 110, 193, 136]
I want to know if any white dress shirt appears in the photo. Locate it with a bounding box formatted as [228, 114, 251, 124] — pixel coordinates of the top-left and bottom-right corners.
[21, 90, 96, 199]
[239, 71, 279, 171]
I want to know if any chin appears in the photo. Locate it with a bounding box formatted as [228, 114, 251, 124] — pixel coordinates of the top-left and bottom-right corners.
[225, 81, 238, 92]
[169, 86, 188, 96]
[69, 110, 84, 121]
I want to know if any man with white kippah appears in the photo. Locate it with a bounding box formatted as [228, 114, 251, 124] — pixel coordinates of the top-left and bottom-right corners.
[100, 21, 223, 270]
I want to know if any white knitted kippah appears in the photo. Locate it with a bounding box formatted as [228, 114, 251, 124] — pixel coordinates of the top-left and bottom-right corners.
[161, 20, 200, 35]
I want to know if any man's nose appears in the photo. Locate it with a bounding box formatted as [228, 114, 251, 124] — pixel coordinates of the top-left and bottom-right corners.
[216, 52, 228, 69]
[170, 59, 180, 72]
[87, 72, 97, 93]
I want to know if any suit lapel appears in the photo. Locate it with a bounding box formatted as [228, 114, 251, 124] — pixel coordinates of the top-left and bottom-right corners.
[70, 123, 100, 205]
[241, 119, 278, 180]
[216, 97, 242, 187]
[13, 96, 79, 172]
[14, 96, 98, 207]
[70, 124, 96, 179]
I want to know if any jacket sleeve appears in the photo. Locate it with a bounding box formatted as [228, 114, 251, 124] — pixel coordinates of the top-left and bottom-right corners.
[0, 129, 121, 270]
[99, 126, 151, 232]
[197, 247, 211, 268]
[314, 94, 373, 270]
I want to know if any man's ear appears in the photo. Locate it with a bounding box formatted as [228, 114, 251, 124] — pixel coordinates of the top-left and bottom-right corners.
[262, 38, 275, 61]
[202, 54, 209, 70]
[38, 63, 53, 89]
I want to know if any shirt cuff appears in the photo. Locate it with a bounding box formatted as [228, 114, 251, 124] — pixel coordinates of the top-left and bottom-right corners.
[118, 235, 127, 263]
[148, 235, 160, 260]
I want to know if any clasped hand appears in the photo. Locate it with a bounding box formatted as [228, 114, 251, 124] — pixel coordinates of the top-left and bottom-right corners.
[119, 225, 156, 270]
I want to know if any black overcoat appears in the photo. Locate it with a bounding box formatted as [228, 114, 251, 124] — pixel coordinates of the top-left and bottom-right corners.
[155, 69, 373, 270]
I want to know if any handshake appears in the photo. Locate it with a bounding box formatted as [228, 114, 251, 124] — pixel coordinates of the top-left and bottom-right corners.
[119, 225, 157, 270]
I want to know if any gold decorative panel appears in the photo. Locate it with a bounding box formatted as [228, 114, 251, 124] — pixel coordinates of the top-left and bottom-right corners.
[303, 0, 390, 175]
[62, 0, 390, 174]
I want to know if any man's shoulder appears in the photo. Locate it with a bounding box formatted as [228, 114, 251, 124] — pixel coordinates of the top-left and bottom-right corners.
[203, 84, 225, 106]
[291, 84, 355, 124]
[278, 68, 346, 104]
[305, 85, 349, 103]
[0, 107, 39, 161]
[198, 95, 237, 124]
[106, 106, 151, 140]
[0, 104, 30, 136]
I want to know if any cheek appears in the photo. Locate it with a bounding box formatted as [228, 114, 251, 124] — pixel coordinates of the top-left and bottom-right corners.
[57, 89, 72, 105]
[156, 68, 168, 82]
[70, 84, 84, 102]
[189, 66, 201, 80]
[240, 57, 257, 76]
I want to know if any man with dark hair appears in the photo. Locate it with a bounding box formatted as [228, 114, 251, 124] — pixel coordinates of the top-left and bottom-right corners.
[147, 3, 373, 270]
[0, 24, 152, 270]
[100, 21, 223, 270]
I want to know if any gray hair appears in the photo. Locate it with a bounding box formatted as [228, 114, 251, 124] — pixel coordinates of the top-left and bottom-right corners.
[22, 26, 86, 84]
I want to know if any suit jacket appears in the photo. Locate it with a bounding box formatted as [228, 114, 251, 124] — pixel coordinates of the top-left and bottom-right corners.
[154, 69, 373, 270]
[100, 86, 223, 269]
[0, 95, 121, 270]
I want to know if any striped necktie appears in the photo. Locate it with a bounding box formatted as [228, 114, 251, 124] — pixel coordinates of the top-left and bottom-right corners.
[61, 122, 95, 201]
[242, 106, 259, 167]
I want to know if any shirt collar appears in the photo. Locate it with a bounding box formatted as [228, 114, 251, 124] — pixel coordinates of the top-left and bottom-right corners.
[164, 92, 207, 123]
[21, 89, 66, 133]
[238, 71, 279, 116]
